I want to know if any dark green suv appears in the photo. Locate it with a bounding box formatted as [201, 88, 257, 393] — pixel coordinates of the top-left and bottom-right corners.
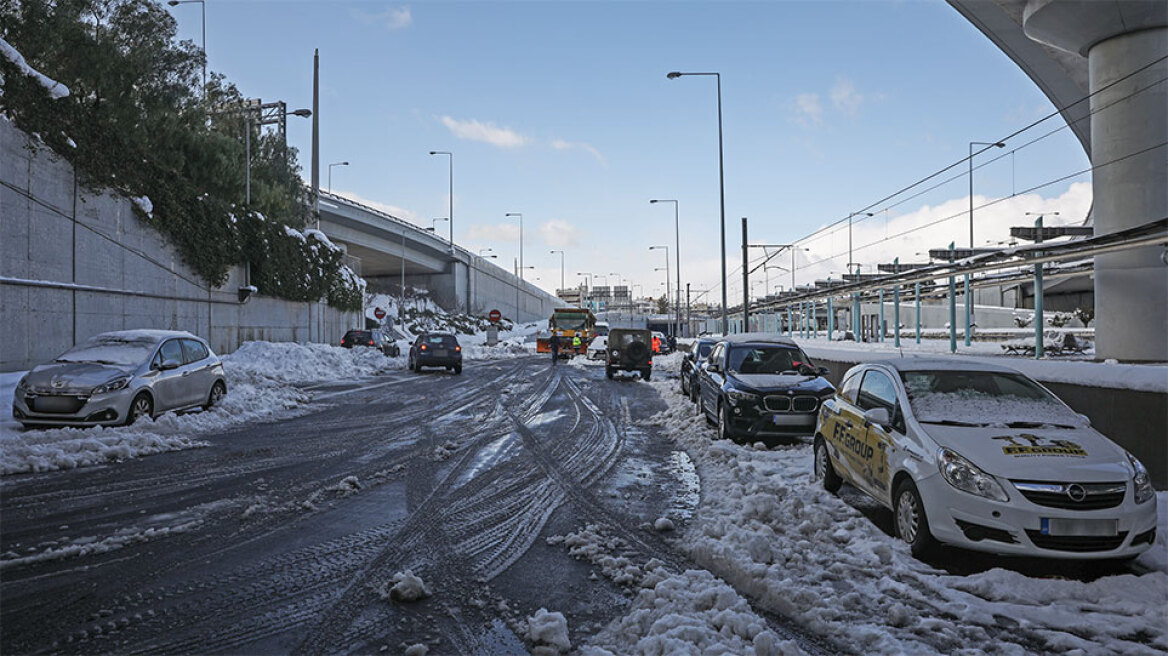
[606, 328, 652, 381]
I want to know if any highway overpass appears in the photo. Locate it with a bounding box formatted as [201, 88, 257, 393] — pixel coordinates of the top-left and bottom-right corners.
[316, 191, 563, 323]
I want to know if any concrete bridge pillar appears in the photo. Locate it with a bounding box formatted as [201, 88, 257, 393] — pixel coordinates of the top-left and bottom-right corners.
[1023, 0, 1167, 361]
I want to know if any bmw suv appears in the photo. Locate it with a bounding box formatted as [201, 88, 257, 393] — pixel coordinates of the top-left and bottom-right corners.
[695, 333, 834, 443]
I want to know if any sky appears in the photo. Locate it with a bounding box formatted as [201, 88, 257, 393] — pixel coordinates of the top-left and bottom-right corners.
[168, 0, 1093, 304]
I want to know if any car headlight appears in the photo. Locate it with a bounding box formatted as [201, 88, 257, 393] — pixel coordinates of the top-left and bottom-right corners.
[937, 448, 1009, 502]
[92, 378, 131, 395]
[725, 389, 760, 406]
[1126, 451, 1155, 504]
[16, 377, 30, 393]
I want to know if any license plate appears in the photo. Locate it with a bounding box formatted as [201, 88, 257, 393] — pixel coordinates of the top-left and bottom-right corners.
[1040, 518, 1119, 537]
[433, 349, 447, 358]
[772, 414, 813, 426]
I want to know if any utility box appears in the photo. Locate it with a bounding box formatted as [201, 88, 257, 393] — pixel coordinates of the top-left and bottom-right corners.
[486, 326, 499, 346]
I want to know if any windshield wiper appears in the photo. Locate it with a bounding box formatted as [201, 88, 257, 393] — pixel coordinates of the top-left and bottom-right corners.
[1005, 421, 1076, 429]
[920, 419, 987, 427]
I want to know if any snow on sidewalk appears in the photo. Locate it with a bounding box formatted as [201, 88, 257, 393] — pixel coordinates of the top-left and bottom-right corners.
[628, 370, 1167, 655]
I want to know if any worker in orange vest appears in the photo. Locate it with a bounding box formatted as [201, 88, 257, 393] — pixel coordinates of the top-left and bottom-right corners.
[652, 334, 661, 355]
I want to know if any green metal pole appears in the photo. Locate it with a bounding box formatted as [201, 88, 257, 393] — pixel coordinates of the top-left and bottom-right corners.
[853, 293, 860, 341]
[948, 242, 957, 353]
[828, 296, 834, 341]
[878, 289, 885, 343]
[964, 273, 972, 346]
[893, 258, 901, 348]
[812, 300, 818, 339]
[1034, 215, 1044, 359]
[914, 281, 921, 344]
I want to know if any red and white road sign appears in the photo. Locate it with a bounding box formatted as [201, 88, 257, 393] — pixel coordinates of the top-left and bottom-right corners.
[374, 307, 386, 320]
[488, 309, 502, 323]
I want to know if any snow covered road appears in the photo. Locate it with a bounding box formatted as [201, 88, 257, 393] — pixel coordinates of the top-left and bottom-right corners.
[1, 351, 1163, 655]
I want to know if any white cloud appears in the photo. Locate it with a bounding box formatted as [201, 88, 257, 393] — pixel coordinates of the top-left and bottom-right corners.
[551, 139, 606, 166]
[354, 6, 412, 31]
[467, 223, 522, 242]
[439, 116, 529, 149]
[830, 78, 863, 115]
[793, 93, 823, 127]
[538, 219, 583, 248]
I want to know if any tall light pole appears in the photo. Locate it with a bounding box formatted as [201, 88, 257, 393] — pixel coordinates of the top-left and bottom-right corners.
[650, 199, 681, 338]
[429, 151, 454, 252]
[667, 71, 727, 334]
[577, 272, 592, 309]
[167, 0, 205, 97]
[431, 217, 449, 236]
[551, 250, 565, 292]
[243, 107, 310, 205]
[327, 161, 348, 193]
[967, 141, 1006, 345]
[505, 212, 523, 280]
[650, 246, 671, 333]
[846, 211, 873, 276]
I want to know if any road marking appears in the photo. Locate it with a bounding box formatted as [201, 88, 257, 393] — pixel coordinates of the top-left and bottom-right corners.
[310, 376, 414, 400]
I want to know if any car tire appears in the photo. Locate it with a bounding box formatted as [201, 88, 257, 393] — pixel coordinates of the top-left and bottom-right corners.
[454, 365, 462, 375]
[894, 478, 938, 558]
[203, 380, 227, 410]
[606, 367, 614, 379]
[127, 392, 153, 425]
[814, 437, 843, 493]
[700, 394, 715, 426]
[680, 374, 689, 396]
[641, 368, 651, 381]
[717, 403, 735, 441]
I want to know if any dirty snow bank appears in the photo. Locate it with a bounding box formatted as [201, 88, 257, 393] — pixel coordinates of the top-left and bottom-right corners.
[0, 341, 405, 475]
[636, 375, 1168, 655]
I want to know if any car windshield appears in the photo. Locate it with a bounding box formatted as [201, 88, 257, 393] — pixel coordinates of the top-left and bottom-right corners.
[901, 370, 1081, 427]
[552, 312, 589, 331]
[727, 345, 808, 375]
[56, 335, 158, 366]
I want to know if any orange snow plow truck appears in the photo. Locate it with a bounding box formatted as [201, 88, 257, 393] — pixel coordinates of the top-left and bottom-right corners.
[537, 307, 597, 357]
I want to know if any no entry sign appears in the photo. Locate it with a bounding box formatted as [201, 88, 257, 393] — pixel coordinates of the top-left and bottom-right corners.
[488, 309, 502, 323]
[374, 307, 386, 320]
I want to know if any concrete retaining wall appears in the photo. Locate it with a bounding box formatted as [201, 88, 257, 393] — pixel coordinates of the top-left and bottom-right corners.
[810, 356, 1167, 488]
[0, 117, 358, 371]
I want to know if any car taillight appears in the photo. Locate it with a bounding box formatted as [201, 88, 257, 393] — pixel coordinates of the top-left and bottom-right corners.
[455, 346, 461, 352]
[420, 344, 428, 351]
[369, 340, 375, 346]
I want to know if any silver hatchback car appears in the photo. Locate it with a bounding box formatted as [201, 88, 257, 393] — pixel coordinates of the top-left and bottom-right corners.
[12, 330, 227, 428]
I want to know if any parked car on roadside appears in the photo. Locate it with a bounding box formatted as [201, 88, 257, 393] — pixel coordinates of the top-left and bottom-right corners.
[587, 335, 609, 361]
[813, 359, 1157, 561]
[341, 329, 399, 357]
[680, 337, 719, 401]
[408, 332, 463, 374]
[12, 330, 227, 428]
[606, 328, 652, 380]
[695, 333, 833, 443]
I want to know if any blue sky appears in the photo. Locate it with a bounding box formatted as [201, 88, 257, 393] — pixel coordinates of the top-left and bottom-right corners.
[171, 0, 1091, 302]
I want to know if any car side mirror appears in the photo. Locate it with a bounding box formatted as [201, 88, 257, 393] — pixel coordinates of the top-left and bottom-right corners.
[817, 366, 829, 377]
[160, 358, 181, 371]
[706, 362, 721, 374]
[863, 407, 892, 430]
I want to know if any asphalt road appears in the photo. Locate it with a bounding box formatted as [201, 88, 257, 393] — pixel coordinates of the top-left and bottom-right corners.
[0, 356, 826, 655]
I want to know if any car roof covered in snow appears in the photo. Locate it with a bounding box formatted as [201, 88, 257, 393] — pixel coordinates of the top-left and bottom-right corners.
[864, 357, 1024, 375]
[93, 329, 199, 343]
[721, 332, 798, 347]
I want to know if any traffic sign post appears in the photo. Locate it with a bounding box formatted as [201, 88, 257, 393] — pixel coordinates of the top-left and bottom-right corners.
[488, 309, 502, 323]
[374, 307, 386, 321]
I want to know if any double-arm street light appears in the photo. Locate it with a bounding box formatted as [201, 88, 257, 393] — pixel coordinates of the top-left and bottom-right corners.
[650, 199, 682, 336]
[967, 140, 1006, 345]
[167, 0, 205, 96]
[327, 161, 348, 194]
[429, 151, 454, 253]
[667, 71, 727, 335]
[577, 271, 592, 307]
[649, 245, 671, 333]
[846, 212, 874, 277]
[550, 250, 566, 292]
[432, 217, 449, 235]
[505, 212, 524, 280]
[242, 107, 310, 205]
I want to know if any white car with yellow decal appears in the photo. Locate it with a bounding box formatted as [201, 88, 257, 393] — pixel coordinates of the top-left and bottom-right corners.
[813, 359, 1157, 560]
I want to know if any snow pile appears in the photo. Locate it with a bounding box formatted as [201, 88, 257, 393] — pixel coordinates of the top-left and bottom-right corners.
[131, 195, 153, 218]
[0, 37, 70, 99]
[379, 569, 431, 602]
[526, 608, 571, 655]
[638, 375, 1168, 654]
[582, 570, 800, 656]
[225, 341, 402, 385]
[363, 291, 545, 360]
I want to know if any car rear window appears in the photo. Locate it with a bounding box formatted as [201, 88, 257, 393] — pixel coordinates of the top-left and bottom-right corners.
[424, 335, 457, 345]
[697, 343, 714, 358]
[345, 331, 372, 340]
[181, 339, 210, 364]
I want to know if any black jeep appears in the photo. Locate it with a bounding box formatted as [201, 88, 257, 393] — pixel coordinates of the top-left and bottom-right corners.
[606, 328, 652, 381]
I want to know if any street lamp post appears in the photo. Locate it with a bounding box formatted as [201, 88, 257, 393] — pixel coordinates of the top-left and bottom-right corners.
[167, 0, 205, 96]
[967, 141, 1006, 345]
[429, 151, 454, 253]
[846, 211, 874, 276]
[649, 246, 671, 335]
[577, 272, 592, 309]
[667, 71, 727, 335]
[327, 161, 349, 194]
[551, 250, 565, 293]
[505, 213, 524, 280]
[650, 199, 682, 338]
[242, 107, 310, 205]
